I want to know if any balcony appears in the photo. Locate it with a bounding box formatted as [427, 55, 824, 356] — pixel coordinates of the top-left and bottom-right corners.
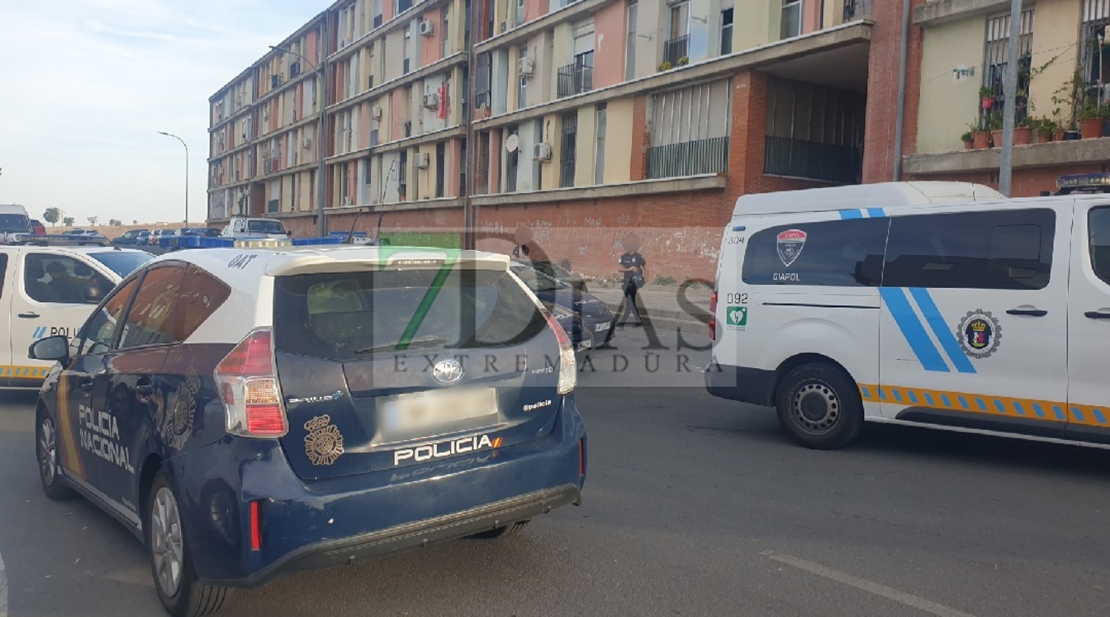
[557, 62, 593, 98]
[764, 136, 861, 183]
[843, 0, 872, 21]
[647, 136, 729, 179]
[663, 35, 689, 66]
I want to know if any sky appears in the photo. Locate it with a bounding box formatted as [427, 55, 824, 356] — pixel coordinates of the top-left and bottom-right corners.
[0, 0, 318, 225]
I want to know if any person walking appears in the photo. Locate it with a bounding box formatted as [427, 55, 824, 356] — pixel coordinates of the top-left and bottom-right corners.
[615, 234, 647, 327]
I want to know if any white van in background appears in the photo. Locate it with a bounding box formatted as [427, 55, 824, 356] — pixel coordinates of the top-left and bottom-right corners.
[0, 204, 32, 244]
[221, 216, 289, 239]
[703, 180, 1110, 451]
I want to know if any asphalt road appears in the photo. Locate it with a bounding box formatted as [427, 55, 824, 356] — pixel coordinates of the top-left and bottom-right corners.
[3, 327, 1110, 616]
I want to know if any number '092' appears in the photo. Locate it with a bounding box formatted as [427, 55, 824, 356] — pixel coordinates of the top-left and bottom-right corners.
[727, 293, 748, 305]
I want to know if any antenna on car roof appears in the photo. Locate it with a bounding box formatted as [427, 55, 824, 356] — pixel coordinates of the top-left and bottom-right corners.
[342, 157, 397, 245]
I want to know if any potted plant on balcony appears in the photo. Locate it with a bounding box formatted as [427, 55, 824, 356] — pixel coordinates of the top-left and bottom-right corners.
[961, 128, 975, 150]
[980, 85, 996, 110]
[677, 56, 689, 67]
[1079, 101, 1106, 139]
[1033, 117, 1057, 143]
[1014, 116, 1034, 145]
[987, 111, 1004, 147]
[658, 60, 673, 72]
[972, 119, 991, 149]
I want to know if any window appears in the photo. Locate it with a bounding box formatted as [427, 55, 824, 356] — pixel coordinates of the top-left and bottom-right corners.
[625, 0, 638, 80]
[506, 126, 519, 192]
[460, 137, 468, 195]
[981, 10, 1034, 129]
[764, 76, 865, 183]
[651, 79, 731, 147]
[436, 142, 446, 198]
[516, 0, 524, 25]
[742, 219, 889, 287]
[399, 150, 409, 199]
[78, 276, 141, 356]
[560, 112, 577, 188]
[442, 7, 450, 57]
[518, 45, 528, 108]
[374, 0, 383, 27]
[476, 52, 492, 108]
[1089, 207, 1110, 285]
[669, 1, 688, 40]
[884, 209, 1055, 290]
[398, 0, 413, 14]
[23, 254, 113, 305]
[118, 266, 186, 349]
[533, 118, 544, 189]
[781, 0, 802, 39]
[595, 104, 607, 185]
[1080, 1, 1110, 105]
[171, 265, 232, 342]
[720, 8, 733, 55]
[340, 163, 351, 206]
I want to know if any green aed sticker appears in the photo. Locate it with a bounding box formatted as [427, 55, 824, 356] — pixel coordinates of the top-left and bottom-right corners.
[726, 306, 748, 328]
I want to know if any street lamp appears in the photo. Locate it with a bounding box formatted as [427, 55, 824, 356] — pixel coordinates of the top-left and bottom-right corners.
[270, 45, 327, 236]
[157, 131, 189, 224]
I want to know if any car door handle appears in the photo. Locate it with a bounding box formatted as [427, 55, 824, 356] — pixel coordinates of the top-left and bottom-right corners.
[17, 312, 39, 319]
[1085, 311, 1110, 320]
[1006, 308, 1048, 317]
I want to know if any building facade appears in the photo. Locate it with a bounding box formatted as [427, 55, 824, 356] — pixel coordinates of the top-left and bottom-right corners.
[208, 0, 911, 281]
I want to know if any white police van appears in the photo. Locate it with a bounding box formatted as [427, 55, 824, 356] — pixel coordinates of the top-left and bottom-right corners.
[0, 237, 151, 387]
[707, 176, 1110, 450]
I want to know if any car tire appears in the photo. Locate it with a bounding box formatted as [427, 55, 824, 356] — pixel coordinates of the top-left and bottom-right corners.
[469, 519, 530, 539]
[775, 363, 863, 450]
[147, 470, 232, 617]
[36, 409, 74, 500]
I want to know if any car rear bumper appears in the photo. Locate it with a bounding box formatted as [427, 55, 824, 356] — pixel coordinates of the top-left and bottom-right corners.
[704, 362, 776, 407]
[175, 400, 587, 587]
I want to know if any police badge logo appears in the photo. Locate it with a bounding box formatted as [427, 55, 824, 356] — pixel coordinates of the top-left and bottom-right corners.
[957, 309, 1002, 359]
[776, 229, 807, 267]
[304, 415, 345, 466]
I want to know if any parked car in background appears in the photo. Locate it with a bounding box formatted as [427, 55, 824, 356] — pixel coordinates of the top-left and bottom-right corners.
[0, 204, 32, 244]
[511, 260, 613, 354]
[148, 229, 171, 245]
[30, 219, 46, 235]
[63, 229, 100, 237]
[221, 216, 289, 239]
[112, 229, 150, 246]
[178, 227, 221, 237]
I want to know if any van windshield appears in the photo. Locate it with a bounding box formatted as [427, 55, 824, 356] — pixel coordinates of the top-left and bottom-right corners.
[247, 220, 285, 234]
[0, 214, 30, 233]
[273, 268, 547, 360]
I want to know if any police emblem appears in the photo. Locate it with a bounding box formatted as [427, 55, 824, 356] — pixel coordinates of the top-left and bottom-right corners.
[957, 309, 1002, 359]
[159, 374, 201, 451]
[776, 229, 807, 267]
[304, 415, 344, 466]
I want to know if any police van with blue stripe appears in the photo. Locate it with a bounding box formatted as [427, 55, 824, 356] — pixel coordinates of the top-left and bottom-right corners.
[706, 177, 1110, 450]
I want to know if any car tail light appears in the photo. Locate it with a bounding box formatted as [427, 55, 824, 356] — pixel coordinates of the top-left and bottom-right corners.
[545, 312, 577, 395]
[215, 328, 289, 438]
[709, 292, 718, 341]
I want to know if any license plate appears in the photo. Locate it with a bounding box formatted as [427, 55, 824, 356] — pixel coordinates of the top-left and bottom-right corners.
[594, 322, 610, 332]
[380, 388, 497, 436]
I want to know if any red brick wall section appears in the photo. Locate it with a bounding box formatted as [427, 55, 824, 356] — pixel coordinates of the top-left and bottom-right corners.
[909, 164, 1109, 197]
[862, 0, 927, 183]
[630, 96, 648, 181]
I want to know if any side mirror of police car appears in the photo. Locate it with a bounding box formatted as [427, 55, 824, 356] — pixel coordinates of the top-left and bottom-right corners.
[83, 284, 105, 304]
[29, 335, 69, 363]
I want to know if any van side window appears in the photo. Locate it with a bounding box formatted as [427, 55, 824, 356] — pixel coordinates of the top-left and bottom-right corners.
[24, 254, 113, 304]
[883, 209, 1054, 290]
[742, 218, 889, 286]
[1089, 207, 1110, 285]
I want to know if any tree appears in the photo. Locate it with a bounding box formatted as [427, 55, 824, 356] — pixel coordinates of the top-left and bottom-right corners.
[62, 216, 74, 226]
[132, 219, 138, 225]
[87, 215, 99, 226]
[108, 218, 122, 226]
[43, 207, 61, 226]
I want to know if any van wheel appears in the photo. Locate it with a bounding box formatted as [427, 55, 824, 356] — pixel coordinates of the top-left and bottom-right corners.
[776, 363, 863, 450]
[36, 410, 74, 500]
[147, 470, 232, 617]
[469, 519, 530, 539]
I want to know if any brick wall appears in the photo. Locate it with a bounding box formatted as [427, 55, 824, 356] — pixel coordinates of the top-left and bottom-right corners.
[909, 164, 1109, 197]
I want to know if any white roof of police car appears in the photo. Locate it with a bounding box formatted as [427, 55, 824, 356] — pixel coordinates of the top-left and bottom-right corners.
[732, 182, 1005, 216]
[0, 245, 149, 256]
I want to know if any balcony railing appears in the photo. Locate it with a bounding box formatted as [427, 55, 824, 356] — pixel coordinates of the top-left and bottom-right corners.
[663, 35, 689, 66]
[646, 136, 729, 179]
[843, 0, 872, 21]
[557, 63, 593, 98]
[764, 136, 861, 183]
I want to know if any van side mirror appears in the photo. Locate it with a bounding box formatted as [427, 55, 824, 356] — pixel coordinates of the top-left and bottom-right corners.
[29, 335, 69, 363]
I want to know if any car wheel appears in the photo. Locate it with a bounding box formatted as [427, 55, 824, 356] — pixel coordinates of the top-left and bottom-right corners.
[775, 363, 863, 450]
[469, 519, 530, 539]
[36, 409, 74, 500]
[147, 470, 231, 617]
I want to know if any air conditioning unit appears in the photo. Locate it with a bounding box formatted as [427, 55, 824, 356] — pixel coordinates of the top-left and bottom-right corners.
[419, 20, 435, 36]
[518, 56, 534, 77]
[423, 92, 440, 108]
[415, 152, 430, 168]
[534, 142, 552, 161]
[499, 20, 508, 33]
[371, 104, 383, 119]
[301, 138, 312, 149]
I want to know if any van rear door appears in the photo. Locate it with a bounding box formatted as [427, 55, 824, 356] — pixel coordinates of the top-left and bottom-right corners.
[271, 260, 561, 481]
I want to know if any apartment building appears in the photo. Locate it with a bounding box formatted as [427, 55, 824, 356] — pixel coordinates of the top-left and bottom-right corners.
[905, 0, 1110, 195]
[208, 0, 909, 280]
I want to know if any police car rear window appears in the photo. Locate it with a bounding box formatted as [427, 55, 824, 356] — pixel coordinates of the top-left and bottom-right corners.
[272, 268, 547, 360]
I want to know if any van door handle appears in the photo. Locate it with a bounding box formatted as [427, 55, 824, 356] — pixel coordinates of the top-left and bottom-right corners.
[17, 312, 39, 319]
[1006, 308, 1047, 317]
[1085, 311, 1110, 320]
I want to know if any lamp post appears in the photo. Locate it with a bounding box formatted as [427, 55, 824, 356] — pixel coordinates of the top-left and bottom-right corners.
[157, 131, 189, 224]
[270, 45, 327, 236]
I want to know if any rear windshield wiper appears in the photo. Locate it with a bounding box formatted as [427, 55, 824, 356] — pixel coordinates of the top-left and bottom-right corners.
[355, 335, 447, 354]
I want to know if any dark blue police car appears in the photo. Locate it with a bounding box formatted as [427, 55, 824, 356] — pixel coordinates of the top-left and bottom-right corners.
[30, 246, 587, 616]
